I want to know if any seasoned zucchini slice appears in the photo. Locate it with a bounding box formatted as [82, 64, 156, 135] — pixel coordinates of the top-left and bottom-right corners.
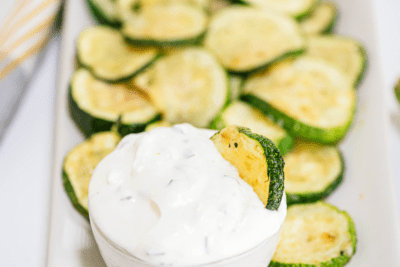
[134, 48, 229, 128]
[299, 1, 337, 35]
[85, 0, 120, 27]
[69, 69, 161, 137]
[117, 0, 210, 21]
[270, 202, 357, 266]
[122, 3, 208, 46]
[242, 56, 356, 144]
[211, 125, 285, 210]
[204, 6, 305, 74]
[77, 26, 159, 83]
[306, 36, 367, 87]
[63, 131, 121, 220]
[284, 141, 344, 205]
[239, 0, 320, 19]
[211, 101, 294, 155]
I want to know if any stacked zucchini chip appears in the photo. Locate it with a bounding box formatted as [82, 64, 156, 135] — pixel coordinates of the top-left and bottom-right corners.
[204, 6, 306, 74]
[64, 1, 366, 264]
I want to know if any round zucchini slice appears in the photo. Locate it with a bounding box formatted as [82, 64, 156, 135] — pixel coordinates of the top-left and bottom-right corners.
[69, 68, 161, 137]
[117, 0, 210, 22]
[63, 131, 121, 220]
[239, 0, 320, 19]
[85, 0, 120, 27]
[284, 141, 344, 205]
[299, 1, 337, 35]
[211, 125, 285, 211]
[270, 202, 357, 266]
[306, 35, 367, 87]
[134, 48, 229, 128]
[121, 3, 208, 46]
[211, 101, 294, 155]
[77, 26, 159, 83]
[204, 6, 306, 74]
[241, 56, 356, 144]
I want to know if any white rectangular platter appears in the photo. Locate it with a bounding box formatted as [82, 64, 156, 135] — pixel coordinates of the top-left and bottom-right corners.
[47, 0, 400, 266]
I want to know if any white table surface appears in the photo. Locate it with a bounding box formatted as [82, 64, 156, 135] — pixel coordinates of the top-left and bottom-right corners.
[1, 1, 400, 266]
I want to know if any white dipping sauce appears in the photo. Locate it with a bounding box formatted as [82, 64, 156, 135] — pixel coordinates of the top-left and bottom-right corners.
[89, 124, 286, 266]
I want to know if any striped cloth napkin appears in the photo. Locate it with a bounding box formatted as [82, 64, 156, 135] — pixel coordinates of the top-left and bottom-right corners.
[0, 0, 62, 140]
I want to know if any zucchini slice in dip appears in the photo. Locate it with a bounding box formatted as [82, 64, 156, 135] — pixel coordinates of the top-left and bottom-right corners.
[145, 120, 172, 131]
[306, 35, 367, 87]
[211, 101, 294, 155]
[241, 56, 356, 144]
[63, 131, 121, 220]
[134, 48, 229, 128]
[270, 202, 357, 266]
[121, 3, 208, 46]
[211, 125, 285, 211]
[299, 1, 337, 35]
[77, 26, 159, 83]
[239, 0, 320, 19]
[69, 68, 161, 137]
[85, 0, 120, 27]
[284, 141, 344, 205]
[204, 6, 305, 74]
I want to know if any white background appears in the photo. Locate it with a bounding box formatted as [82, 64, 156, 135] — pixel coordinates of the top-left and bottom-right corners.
[1, 1, 400, 266]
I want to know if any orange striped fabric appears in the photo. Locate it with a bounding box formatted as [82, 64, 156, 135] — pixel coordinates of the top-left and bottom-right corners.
[0, 0, 61, 80]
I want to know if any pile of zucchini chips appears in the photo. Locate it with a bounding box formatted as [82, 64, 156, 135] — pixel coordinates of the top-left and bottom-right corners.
[63, 0, 365, 265]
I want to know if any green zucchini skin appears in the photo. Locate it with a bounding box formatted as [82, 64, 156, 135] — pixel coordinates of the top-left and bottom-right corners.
[286, 153, 345, 205]
[76, 53, 161, 84]
[237, 127, 285, 211]
[123, 32, 206, 47]
[354, 45, 368, 88]
[227, 49, 305, 76]
[85, 0, 121, 28]
[68, 87, 161, 137]
[395, 79, 400, 105]
[241, 94, 355, 144]
[62, 170, 89, 221]
[269, 202, 357, 267]
[232, 0, 320, 20]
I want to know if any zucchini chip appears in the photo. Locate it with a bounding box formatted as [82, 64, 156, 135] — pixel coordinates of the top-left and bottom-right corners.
[77, 26, 159, 83]
[284, 141, 344, 205]
[242, 56, 356, 144]
[239, 0, 320, 19]
[63, 131, 121, 220]
[270, 202, 357, 266]
[211, 125, 285, 211]
[307, 36, 367, 87]
[85, 0, 120, 27]
[299, 1, 337, 35]
[69, 69, 161, 137]
[134, 48, 229, 128]
[204, 6, 305, 74]
[211, 101, 294, 155]
[121, 3, 208, 46]
[145, 120, 172, 131]
[117, 0, 210, 21]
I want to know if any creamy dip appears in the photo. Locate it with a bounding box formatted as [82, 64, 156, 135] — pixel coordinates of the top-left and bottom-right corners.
[89, 124, 286, 266]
